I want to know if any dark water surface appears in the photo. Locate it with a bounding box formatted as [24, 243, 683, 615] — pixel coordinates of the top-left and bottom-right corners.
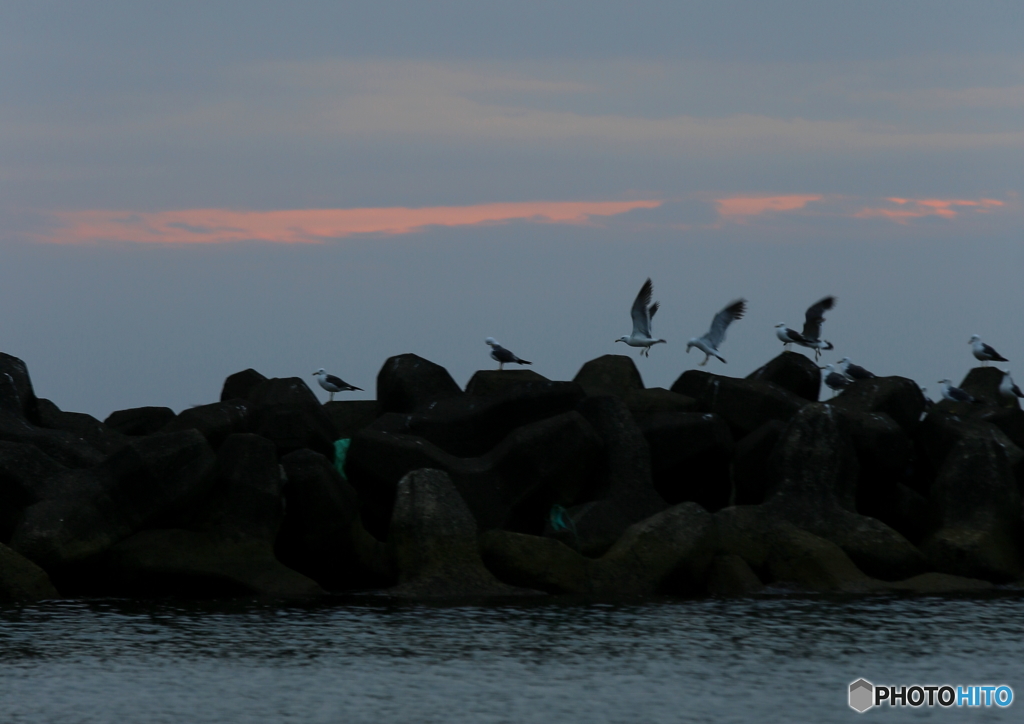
[2, 593, 1022, 723]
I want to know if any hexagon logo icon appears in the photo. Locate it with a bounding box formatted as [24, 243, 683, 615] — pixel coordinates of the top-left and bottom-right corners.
[849, 679, 874, 713]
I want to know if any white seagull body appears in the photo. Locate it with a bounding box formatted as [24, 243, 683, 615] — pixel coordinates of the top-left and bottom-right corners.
[313, 368, 363, 402]
[822, 364, 851, 397]
[774, 323, 806, 348]
[938, 378, 977, 404]
[1000, 370, 1023, 399]
[837, 357, 875, 381]
[687, 299, 746, 365]
[616, 278, 666, 357]
[485, 337, 531, 370]
[969, 335, 1008, 366]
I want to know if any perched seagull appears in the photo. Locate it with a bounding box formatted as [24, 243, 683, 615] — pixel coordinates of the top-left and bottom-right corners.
[821, 364, 851, 397]
[799, 296, 837, 360]
[485, 337, 531, 370]
[615, 278, 666, 357]
[969, 335, 1008, 366]
[938, 378, 977, 404]
[1000, 370, 1023, 400]
[837, 357, 876, 381]
[686, 299, 746, 366]
[312, 368, 362, 402]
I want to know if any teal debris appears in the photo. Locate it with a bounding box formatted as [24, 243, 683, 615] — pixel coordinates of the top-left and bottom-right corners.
[549, 504, 579, 549]
[333, 438, 352, 481]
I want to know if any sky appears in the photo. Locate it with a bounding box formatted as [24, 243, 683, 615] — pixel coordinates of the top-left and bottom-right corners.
[1, 1, 1022, 419]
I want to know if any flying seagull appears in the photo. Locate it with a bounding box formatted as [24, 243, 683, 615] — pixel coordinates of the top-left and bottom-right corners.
[485, 337, 531, 370]
[821, 364, 851, 397]
[1000, 370, 1023, 400]
[312, 368, 362, 402]
[938, 378, 977, 404]
[969, 335, 1008, 366]
[775, 296, 836, 359]
[615, 278, 666, 357]
[687, 299, 746, 366]
[837, 357, 876, 381]
[799, 296, 837, 360]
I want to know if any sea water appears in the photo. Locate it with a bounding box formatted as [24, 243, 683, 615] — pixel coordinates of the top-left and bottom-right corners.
[2, 593, 1022, 723]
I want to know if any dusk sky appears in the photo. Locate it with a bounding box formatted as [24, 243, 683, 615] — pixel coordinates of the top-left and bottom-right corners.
[2, 1, 1021, 418]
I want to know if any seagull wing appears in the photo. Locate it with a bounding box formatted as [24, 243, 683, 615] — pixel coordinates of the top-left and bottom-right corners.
[847, 363, 875, 380]
[801, 295, 836, 341]
[491, 345, 517, 363]
[326, 374, 360, 391]
[630, 278, 655, 337]
[703, 299, 746, 348]
[983, 343, 1008, 361]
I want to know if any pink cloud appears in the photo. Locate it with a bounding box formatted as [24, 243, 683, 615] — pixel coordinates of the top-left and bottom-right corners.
[714, 195, 822, 220]
[38, 200, 662, 245]
[854, 197, 1004, 222]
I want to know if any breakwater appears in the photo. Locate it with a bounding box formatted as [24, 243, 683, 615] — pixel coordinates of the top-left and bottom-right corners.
[0, 350, 1021, 602]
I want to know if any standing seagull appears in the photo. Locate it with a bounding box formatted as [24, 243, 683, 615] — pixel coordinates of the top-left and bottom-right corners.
[312, 368, 363, 402]
[938, 378, 977, 404]
[485, 338, 531, 370]
[615, 278, 666, 357]
[1000, 370, 1023, 400]
[837, 357, 876, 381]
[687, 299, 746, 366]
[822, 364, 851, 397]
[969, 335, 1008, 366]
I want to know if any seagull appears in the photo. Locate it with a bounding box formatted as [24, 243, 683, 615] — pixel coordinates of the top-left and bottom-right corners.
[1000, 370, 1023, 400]
[938, 379, 977, 404]
[775, 296, 836, 359]
[799, 296, 837, 360]
[686, 299, 746, 366]
[821, 364, 851, 397]
[969, 335, 1008, 366]
[615, 278, 666, 357]
[837, 357, 876, 381]
[485, 337, 531, 370]
[774, 323, 808, 349]
[312, 368, 362, 402]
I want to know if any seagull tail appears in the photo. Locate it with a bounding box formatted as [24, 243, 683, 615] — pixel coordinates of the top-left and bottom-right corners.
[822, 340, 834, 351]
[517, 358, 532, 366]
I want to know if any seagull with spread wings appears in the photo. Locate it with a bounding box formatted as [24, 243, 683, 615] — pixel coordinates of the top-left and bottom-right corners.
[615, 278, 666, 357]
[798, 296, 837, 360]
[687, 299, 746, 366]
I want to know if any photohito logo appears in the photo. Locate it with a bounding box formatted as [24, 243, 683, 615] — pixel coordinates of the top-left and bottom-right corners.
[849, 679, 1013, 713]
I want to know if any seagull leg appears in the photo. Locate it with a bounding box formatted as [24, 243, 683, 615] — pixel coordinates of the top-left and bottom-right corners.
[699, 355, 708, 367]
[329, 392, 335, 402]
